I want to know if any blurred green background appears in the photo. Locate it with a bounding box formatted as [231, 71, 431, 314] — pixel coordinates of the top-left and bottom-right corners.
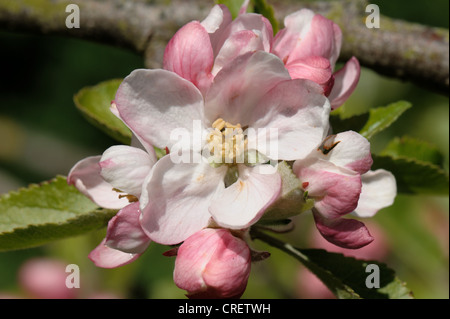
[0, 0, 448, 298]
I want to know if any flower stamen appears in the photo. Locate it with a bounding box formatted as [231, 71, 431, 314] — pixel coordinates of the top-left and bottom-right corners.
[113, 188, 139, 203]
[207, 118, 248, 164]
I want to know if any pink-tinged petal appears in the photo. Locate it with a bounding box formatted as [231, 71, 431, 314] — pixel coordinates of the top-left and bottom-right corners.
[174, 228, 251, 299]
[294, 159, 362, 219]
[212, 30, 265, 76]
[210, 164, 281, 229]
[201, 4, 232, 56]
[315, 131, 373, 175]
[248, 79, 330, 161]
[115, 69, 205, 150]
[272, 9, 315, 63]
[213, 13, 273, 55]
[313, 212, 374, 249]
[286, 56, 334, 95]
[328, 57, 360, 110]
[287, 12, 342, 67]
[105, 202, 151, 254]
[310, 220, 390, 261]
[68, 156, 129, 210]
[331, 23, 343, 67]
[99, 145, 155, 197]
[163, 21, 214, 95]
[205, 51, 290, 126]
[88, 239, 140, 269]
[353, 169, 397, 218]
[139, 155, 228, 245]
[201, 4, 232, 33]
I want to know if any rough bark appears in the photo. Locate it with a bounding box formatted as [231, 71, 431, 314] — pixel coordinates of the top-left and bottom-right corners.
[1, 0, 448, 94]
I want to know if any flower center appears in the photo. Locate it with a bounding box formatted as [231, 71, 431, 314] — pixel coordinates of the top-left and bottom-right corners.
[206, 118, 247, 164]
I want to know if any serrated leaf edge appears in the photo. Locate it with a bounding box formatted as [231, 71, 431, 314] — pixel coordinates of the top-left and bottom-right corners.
[300, 248, 414, 299]
[0, 175, 67, 202]
[374, 153, 449, 179]
[0, 175, 116, 235]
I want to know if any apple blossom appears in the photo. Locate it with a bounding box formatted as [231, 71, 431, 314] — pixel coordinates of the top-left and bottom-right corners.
[172, 228, 251, 299]
[164, 3, 272, 95]
[165, 3, 359, 109]
[114, 51, 330, 245]
[68, 137, 155, 268]
[63, 1, 399, 300]
[88, 202, 151, 268]
[272, 8, 360, 109]
[293, 131, 396, 249]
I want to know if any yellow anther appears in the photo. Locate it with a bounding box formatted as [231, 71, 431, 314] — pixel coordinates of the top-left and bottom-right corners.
[207, 118, 247, 164]
[212, 118, 226, 131]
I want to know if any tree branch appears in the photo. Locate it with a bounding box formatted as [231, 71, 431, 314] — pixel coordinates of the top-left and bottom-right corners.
[1, 0, 448, 95]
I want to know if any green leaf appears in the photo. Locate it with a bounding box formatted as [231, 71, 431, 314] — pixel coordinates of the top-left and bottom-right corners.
[252, 0, 279, 34]
[381, 136, 445, 167]
[0, 176, 116, 252]
[359, 101, 412, 139]
[372, 155, 449, 195]
[297, 249, 414, 299]
[251, 229, 414, 299]
[329, 112, 369, 134]
[74, 79, 132, 144]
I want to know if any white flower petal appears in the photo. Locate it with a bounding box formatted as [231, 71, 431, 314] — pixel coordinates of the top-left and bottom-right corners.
[201, 4, 232, 34]
[88, 239, 140, 269]
[140, 155, 228, 245]
[353, 169, 397, 218]
[212, 30, 265, 76]
[99, 145, 154, 197]
[205, 51, 290, 126]
[210, 164, 281, 229]
[201, 4, 232, 56]
[315, 131, 373, 175]
[68, 156, 129, 209]
[115, 69, 205, 150]
[248, 79, 331, 161]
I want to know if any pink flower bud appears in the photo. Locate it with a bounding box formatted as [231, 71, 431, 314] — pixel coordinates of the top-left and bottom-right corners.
[18, 258, 77, 299]
[272, 9, 360, 109]
[174, 228, 251, 299]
